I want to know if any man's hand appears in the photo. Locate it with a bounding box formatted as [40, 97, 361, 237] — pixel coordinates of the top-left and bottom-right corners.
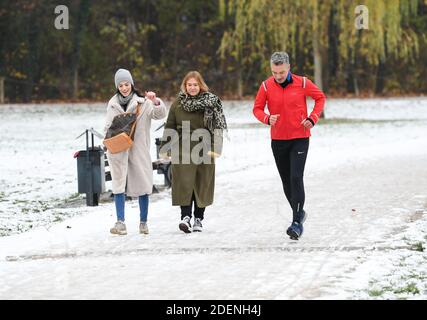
[269, 114, 280, 126]
[301, 118, 314, 129]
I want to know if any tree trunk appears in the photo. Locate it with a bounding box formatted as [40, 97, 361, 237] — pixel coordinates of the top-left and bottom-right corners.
[313, 29, 325, 118]
[237, 68, 243, 99]
[312, 0, 323, 92]
[375, 61, 386, 95]
[353, 75, 359, 97]
[0, 77, 4, 104]
[24, 8, 40, 103]
[73, 69, 79, 99]
[313, 29, 323, 91]
[146, 2, 161, 64]
[327, 5, 339, 88]
[352, 32, 361, 97]
[71, 0, 91, 99]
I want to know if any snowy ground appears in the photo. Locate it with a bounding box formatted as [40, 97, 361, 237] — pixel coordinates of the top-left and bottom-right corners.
[0, 97, 426, 299]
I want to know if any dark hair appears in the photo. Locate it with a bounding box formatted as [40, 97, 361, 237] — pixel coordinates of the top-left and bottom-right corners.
[116, 85, 144, 98]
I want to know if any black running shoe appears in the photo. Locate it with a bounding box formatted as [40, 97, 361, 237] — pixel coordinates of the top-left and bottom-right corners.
[286, 221, 303, 240]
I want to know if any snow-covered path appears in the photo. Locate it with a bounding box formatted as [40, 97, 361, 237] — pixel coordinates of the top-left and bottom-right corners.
[0, 98, 426, 299]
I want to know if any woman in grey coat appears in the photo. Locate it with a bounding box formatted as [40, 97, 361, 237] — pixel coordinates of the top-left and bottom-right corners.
[104, 68, 166, 235]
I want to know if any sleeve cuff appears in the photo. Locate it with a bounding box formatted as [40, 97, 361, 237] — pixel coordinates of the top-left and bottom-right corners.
[306, 117, 315, 126]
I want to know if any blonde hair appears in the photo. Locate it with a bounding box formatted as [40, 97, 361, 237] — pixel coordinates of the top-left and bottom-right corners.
[180, 71, 209, 94]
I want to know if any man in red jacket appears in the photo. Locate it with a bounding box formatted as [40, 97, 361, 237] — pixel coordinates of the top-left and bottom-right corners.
[253, 52, 326, 240]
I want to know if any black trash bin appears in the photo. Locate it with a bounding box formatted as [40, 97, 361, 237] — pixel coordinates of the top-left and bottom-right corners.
[153, 137, 172, 188]
[74, 129, 105, 206]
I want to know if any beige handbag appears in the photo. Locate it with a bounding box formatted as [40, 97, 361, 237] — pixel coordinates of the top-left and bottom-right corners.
[103, 104, 141, 154]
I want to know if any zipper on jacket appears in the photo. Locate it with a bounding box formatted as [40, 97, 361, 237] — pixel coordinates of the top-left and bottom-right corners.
[301, 114, 306, 133]
[282, 85, 286, 138]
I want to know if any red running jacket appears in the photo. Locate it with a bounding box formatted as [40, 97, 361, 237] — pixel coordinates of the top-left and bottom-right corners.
[253, 74, 326, 140]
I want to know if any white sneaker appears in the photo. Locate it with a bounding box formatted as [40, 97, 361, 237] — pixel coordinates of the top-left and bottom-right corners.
[110, 221, 127, 235]
[193, 218, 203, 232]
[179, 216, 192, 233]
[139, 222, 149, 234]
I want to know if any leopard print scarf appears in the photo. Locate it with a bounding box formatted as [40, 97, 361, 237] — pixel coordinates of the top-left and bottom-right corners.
[178, 91, 228, 135]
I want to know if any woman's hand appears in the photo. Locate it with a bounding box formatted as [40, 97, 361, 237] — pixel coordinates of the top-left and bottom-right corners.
[159, 152, 171, 160]
[145, 91, 160, 105]
[207, 151, 221, 158]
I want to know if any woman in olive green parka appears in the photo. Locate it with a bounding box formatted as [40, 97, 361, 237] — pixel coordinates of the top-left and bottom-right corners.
[161, 71, 227, 233]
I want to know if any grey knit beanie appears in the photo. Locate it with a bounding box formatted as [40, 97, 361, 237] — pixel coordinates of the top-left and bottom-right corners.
[114, 68, 134, 88]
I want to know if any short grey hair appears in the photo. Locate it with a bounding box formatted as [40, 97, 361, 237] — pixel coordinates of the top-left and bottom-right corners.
[270, 52, 290, 65]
